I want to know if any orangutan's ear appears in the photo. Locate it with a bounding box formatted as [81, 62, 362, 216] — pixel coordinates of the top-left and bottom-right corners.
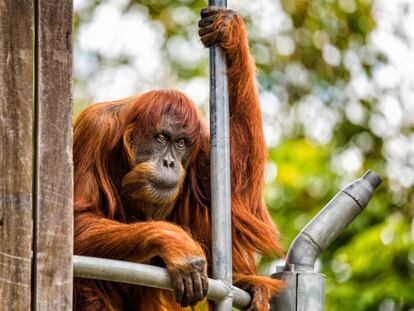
[123, 124, 137, 168]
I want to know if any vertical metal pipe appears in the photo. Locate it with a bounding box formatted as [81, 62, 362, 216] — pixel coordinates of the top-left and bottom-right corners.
[208, 0, 232, 310]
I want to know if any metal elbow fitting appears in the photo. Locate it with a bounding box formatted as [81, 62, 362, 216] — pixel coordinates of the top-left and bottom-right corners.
[271, 170, 382, 311]
[285, 170, 382, 272]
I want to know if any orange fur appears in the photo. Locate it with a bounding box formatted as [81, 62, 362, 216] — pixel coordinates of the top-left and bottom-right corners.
[74, 11, 283, 311]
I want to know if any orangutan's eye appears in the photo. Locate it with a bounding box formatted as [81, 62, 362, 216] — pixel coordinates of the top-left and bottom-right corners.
[176, 138, 186, 148]
[155, 134, 167, 144]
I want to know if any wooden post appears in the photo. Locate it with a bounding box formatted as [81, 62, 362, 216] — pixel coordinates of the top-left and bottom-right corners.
[1, 0, 74, 309]
[0, 1, 34, 310]
[33, 0, 74, 309]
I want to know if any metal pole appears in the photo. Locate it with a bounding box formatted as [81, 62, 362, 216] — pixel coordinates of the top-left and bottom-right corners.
[73, 256, 250, 310]
[285, 170, 382, 272]
[208, 0, 232, 310]
[270, 170, 382, 311]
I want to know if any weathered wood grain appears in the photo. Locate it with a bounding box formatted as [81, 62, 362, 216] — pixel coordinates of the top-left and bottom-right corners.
[34, 0, 74, 309]
[0, 1, 34, 310]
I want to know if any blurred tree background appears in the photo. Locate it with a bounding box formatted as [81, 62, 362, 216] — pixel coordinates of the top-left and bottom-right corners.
[73, 0, 414, 310]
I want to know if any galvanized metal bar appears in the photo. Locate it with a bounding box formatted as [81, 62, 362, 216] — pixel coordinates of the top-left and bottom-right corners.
[73, 256, 250, 310]
[208, 0, 232, 310]
[285, 170, 382, 272]
[270, 170, 382, 311]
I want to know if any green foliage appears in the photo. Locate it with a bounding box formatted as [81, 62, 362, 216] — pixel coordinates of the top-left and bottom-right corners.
[74, 0, 414, 309]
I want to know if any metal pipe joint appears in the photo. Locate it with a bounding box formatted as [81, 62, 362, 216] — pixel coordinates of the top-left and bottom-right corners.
[271, 170, 382, 310]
